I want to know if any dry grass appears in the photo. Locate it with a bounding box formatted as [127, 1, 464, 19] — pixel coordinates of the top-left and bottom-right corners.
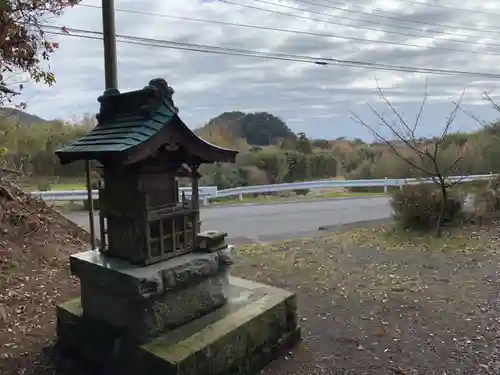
[231, 224, 500, 374]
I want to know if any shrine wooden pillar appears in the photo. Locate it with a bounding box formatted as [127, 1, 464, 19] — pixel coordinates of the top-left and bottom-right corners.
[191, 165, 200, 245]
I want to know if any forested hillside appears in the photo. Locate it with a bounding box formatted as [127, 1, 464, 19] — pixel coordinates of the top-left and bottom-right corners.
[0, 108, 49, 126]
[1, 108, 500, 190]
[196, 111, 296, 146]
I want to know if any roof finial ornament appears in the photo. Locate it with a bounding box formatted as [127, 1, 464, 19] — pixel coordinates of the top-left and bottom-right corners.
[102, 88, 120, 96]
[148, 78, 178, 114]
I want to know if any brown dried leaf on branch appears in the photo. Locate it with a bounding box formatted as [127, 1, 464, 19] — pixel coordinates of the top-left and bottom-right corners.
[0, 183, 15, 201]
[0, 0, 81, 106]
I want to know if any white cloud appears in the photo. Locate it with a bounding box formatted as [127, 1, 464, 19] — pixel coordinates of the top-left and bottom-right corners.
[9, 0, 500, 139]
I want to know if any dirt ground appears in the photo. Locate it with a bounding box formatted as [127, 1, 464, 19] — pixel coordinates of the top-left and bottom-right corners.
[232, 224, 500, 375]
[0, 179, 92, 375]
[3, 176, 500, 375]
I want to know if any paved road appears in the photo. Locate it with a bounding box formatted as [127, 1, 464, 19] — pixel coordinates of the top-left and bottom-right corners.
[63, 197, 392, 245]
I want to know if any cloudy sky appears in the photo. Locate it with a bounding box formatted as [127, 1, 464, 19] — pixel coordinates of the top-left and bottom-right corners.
[12, 0, 500, 139]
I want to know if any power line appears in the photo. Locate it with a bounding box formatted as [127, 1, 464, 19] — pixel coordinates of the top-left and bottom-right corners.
[251, 0, 500, 46]
[221, 0, 500, 50]
[396, 0, 500, 17]
[321, 0, 500, 33]
[79, 2, 500, 35]
[78, 2, 500, 41]
[76, 3, 500, 59]
[79, 0, 500, 36]
[298, 0, 500, 37]
[41, 25, 500, 79]
[45, 30, 327, 65]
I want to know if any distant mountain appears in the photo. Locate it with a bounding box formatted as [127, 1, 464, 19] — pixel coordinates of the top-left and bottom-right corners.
[0, 108, 49, 126]
[196, 111, 296, 146]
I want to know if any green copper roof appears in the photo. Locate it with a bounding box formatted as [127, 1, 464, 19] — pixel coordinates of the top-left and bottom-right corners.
[57, 108, 174, 154]
[56, 78, 239, 166]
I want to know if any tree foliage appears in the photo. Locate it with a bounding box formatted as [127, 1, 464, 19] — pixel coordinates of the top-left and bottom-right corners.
[0, 114, 93, 176]
[0, 0, 79, 105]
[240, 112, 295, 145]
[311, 138, 330, 149]
[198, 111, 295, 146]
[296, 132, 313, 154]
[6, 97, 500, 222]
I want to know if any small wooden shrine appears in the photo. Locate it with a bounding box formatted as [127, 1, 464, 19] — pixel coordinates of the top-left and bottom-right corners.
[56, 78, 238, 266]
[54, 78, 300, 375]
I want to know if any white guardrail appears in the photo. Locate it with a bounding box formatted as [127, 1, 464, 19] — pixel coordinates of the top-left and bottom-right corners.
[30, 186, 219, 205]
[30, 173, 496, 204]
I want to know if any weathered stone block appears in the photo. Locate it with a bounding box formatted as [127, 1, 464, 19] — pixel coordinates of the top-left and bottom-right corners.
[196, 230, 228, 253]
[70, 248, 234, 343]
[81, 271, 230, 343]
[56, 277, 301, 375]
[70, 248, 233, 298]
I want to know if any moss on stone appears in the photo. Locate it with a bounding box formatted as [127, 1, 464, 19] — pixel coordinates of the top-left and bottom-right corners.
[56, 278, 300, 375]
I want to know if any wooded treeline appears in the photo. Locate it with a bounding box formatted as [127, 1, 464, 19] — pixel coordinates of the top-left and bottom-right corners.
[1, 110, 500, 189]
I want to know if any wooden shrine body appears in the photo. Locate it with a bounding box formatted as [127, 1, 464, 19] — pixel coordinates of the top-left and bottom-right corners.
[98, 151, 203, 265]
[56, 78, 237, 266]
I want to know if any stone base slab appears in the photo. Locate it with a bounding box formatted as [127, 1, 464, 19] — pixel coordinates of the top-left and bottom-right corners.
[70, 248, 234, 299]
[70, 248, 234, 343]
[56, 277, 301, 375]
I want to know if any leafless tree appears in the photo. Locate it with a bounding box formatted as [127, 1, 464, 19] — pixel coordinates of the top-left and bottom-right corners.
[453, 91, 500, 137]
[350, 83, 464, 236]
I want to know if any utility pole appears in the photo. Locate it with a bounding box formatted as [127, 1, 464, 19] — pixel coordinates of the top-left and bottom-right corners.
[102, 0, 118, 89]
[85, 0, 118, 249]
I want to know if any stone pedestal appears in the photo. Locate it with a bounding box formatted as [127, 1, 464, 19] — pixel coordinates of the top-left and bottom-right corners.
[70, 249, 233, 344]
[56, 247, 301, 375]
[57, 277, 300, 375]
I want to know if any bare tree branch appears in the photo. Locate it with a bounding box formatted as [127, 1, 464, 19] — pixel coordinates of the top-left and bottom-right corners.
[351, 84, 465, 236]
[0, 167, 21, 175]
[455, 90, 500, 138]
[484, 91, 500, 113]
[350, 110, 433, 177]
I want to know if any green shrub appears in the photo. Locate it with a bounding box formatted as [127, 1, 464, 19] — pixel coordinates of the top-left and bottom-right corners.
[390, 184, 462, 231]
[293, 189, 309, 196]
[37, 181, 52, 191]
